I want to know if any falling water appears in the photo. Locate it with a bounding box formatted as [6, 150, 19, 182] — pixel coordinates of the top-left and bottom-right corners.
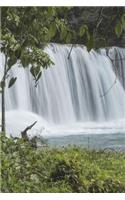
[0, 44, 125, 137]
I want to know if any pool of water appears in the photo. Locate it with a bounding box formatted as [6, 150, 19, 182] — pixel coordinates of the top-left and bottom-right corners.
[47, 133, 125, 150]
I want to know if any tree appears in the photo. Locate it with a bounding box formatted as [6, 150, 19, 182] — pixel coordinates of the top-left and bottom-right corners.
[0, 7, 72, 133]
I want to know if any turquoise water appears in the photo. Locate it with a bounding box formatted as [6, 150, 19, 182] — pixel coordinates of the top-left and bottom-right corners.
[47, 133, 125, 150]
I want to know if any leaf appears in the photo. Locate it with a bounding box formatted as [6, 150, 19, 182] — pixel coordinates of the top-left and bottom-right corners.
[122, 14, 125, 31]
[21, 52, 30, 68]
[14, 15, 20, 26]
[79, 25, 88, 37]
[35, 66, 40, 76]
[48, 7, 53, 15]
[30, 66, 36, 78]
[15, 48, 21, 59]
[30, 66, 40, 78]
[86, 35, 94, 51]
[36, 71, 42, 82]
[60, 28, 67, 41]
[79, 26, 86, 37]
[49, 24, 57, 38]
[8, 77, 17, 88]
[7, 56, 16, 69]
[115, 22, 123, 38]
[66, 33, 72, 43]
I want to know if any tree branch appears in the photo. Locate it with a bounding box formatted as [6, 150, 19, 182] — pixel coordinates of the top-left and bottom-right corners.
[67, 44, 74, 59]
[100, 77, 117, 98]
[21, 121, 37, 140]
[99, 50, 125, 98]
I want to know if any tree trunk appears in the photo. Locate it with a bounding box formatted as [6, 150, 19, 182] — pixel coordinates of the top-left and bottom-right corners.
[1, 81, 5, 133]
[1, 54, 7, 134]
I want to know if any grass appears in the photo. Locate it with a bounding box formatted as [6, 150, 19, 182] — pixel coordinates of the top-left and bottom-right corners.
[0, 134, 125, 192]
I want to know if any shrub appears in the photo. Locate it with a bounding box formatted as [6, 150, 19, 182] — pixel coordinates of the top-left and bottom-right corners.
[1, 134, 125, 192]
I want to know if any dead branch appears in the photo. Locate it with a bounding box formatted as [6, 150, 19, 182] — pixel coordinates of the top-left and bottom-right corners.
[95, 7, 104, 30]
[93, 7, 104, 39]
[67, 44, 74, 59]
[100, 77, 117, 98]
[100, 50, 120, 98]
[21, 121, 37, 140]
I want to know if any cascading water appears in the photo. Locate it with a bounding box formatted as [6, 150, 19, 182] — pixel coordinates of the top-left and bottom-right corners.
[0, 44, 125, 137]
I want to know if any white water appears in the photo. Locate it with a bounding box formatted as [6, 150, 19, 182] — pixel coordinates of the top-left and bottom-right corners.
[0, 44, 125, 137]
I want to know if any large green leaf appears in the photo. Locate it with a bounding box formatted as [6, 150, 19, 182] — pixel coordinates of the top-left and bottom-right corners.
[79, 25, 89, 38]
[115, 22, 123, 38]
[66, 32, 72, 43]
[122, 14, 125, 31]
[30, 66, 40, 79]
[49, 24, 57, 38]
[30, 66, 36, 78]
[79, 25, 86, 37]
[36, 71, 42, 82]
[35, 66, 40, 76]
[86, 35, 94, 51]
[60, 28, 67, 41]
[20, 51, 30, 68]
[8, 77, 17, 88]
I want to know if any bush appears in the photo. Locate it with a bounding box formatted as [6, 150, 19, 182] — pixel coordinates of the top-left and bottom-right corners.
[1, 134, 125, 192]
[50, 160, 84, 192]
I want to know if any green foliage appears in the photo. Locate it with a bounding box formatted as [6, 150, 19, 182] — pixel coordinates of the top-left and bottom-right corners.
[50, 160, 83, 192]
[122, 14, 125, 31]
[1, 135, 125, 193]
[115, 22, 123, 38]
[115, 13, 125, 38]
[3, 7, 119, 82]
[79, 25, 90, 42]
[79, 24, 90, 47]
[86, 35, 94, 51]
[1, 7, 72, 84]
[79, 25, 86, 37]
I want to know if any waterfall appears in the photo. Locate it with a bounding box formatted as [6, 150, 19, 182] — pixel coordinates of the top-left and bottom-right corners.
[99, 47, 125, 89]
[0, 44, 125, 137]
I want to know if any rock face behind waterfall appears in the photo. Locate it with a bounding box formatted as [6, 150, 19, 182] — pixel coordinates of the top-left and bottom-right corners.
[109, 48, 125, 89]
[54, 7, 125, 47]
[0, 44, 125, 136]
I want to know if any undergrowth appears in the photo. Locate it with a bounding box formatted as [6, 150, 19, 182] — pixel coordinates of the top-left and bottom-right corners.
[0, 134, 125, 192]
